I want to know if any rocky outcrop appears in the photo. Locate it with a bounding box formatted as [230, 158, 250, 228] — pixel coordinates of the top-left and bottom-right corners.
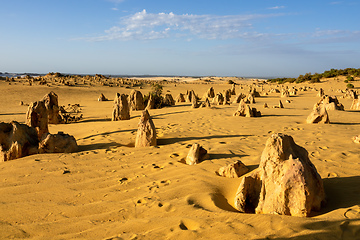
[98, 93, 108, 101]
[26, 101, 49, 140]
[191, 94, 200, 108]
[163, 93, 175, 106]
[175, 93, 186, 103]
[112, 93, 130, 121]
[233, 93, 246, 104]
[317, 88, 325, 97]
[281, 89, 290, 98]
[185, 143, 208, 165]
[38, 132, 78, 153]
[212, 92, 224, 105]
[203, 87, 215, 99]
[343, 89, 357, 99]
[350, 99, 360, 110]
[317, 96, 344, 111]
[129, 90, 145, 111]
[233, 100, 261, 117]
[217, 160, 249, 178]
[0, 121, 39, 162]
[306, 105, 330, 124]
[146, 94, 155, 110]
[353, 135, 360, 144]
[234, 133, 326, 217]
[230, 84, 236, 95]
[135, 110, 157, 147]
[42, 91, 61, 124]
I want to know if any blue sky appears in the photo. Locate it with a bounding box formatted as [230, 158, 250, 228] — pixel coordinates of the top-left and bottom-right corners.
[1, 0, 359, 77]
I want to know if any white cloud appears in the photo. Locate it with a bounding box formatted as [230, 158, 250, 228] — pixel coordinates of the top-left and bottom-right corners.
[268, 6, 285, 10]
[111, 7, 119, 11]
[89, 9, 285, 41]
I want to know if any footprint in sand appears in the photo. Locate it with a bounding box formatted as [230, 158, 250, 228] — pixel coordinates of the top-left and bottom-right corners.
[179, 218, 201, 231]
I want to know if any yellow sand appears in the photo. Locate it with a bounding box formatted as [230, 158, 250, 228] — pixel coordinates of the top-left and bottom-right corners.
[0, 77, 359, 239]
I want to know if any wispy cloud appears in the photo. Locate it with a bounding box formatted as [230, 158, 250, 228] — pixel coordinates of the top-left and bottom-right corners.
[111, 7, 119, 11]
[87, 9, 285, 41]
[268, 6, 285, 10]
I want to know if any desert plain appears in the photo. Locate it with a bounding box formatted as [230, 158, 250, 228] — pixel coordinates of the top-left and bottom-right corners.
[0, 75, 359, 239]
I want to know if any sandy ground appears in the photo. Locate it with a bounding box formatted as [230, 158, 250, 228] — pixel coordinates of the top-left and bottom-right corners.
[0, 77, 359, 239]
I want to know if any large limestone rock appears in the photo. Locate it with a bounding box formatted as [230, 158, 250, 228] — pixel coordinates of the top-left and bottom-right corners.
[185, 143, 208, 165]
[224, 89, 232, 104]
[350, 99, 360, 110]
[163, 93, 175, 106]
[317, 95, 344, 111]
[0, 121, 39, 161]
[175, 93, 186, 103]
[217, 160, 249, 178]
[212, 92, 224, 105]
[281, 89, 290, 98]
[191, 93, 200, 108]
[233, 93, 246, 104]
[135, 110, 157, 147]
[129, 90, 145, 111]
[41, 91, 61, 124]
[203, 87, 215, 99]
[234, 133, 326, 217]
[317, 88, 325, 97]
[230, 84, 236, 95]
[306, 105, 330, 124]
[39, 132, 78, 153]
[112, 93, 130, 121]
[343, 89, 357, 99]
[26, 101, 49, 140]
[233, 100, 261, 117]
[353, 135, 360, 144]
[146, 94, 155, 110]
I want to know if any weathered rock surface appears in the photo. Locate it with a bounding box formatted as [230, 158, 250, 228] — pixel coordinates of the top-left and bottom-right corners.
[317, 96, 344, 111]
[98, 93, 108, 101]
[233, 100, 261, 117]
[203, 87, 215, 99]
[112, 93, 130, 121]
[212, 92, 224, 105]
[217, 160, 249, 178]
[163, 93, 175, 106]
[353, 135, 360, 144]
[350, 99, 360, 110]
[175, 93, 186, 103]
[233, 93, 246, 104]
[230, 84, 236, 95]
[39, 132, 78, 153]
[306, 105, 330, 124]
[185, 143, 208, 165]
[135, 110, 157, 147]
[146, 94, 155, 110]
[129, 90, 145, 111]
[234, 133, 326, 217]
[42, 91, 61, 124]
[0, 121, 39, 161]
[317, 88, 325, 97]
[281, 89, 290, 98]
[191, 93, 200, 108]
[26, 101, 49, 140]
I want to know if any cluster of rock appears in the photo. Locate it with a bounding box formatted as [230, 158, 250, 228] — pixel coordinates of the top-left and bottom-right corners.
[233, 100, 261, 117]
[1, 92, 79, 161]
[234, 133, 326, 217]
[316, 95, 344, 111]
[350, 99, 360, 110]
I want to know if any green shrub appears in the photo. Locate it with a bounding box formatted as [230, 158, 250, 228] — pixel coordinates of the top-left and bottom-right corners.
[346, 83, 354, 89]
[344, 80, 349, 83]
[347, 76, 354, 82]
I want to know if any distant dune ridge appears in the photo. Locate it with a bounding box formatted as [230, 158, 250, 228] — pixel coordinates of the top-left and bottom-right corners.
[0, 73, 360, 239]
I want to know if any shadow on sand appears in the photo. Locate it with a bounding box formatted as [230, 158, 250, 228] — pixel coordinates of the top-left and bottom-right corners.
[158, 134, 253, 146]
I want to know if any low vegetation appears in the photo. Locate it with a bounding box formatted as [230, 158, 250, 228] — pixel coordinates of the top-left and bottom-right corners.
[268, 68, 360, 84]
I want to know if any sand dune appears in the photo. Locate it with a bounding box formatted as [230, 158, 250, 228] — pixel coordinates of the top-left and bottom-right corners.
[0, 77, 359, 239]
